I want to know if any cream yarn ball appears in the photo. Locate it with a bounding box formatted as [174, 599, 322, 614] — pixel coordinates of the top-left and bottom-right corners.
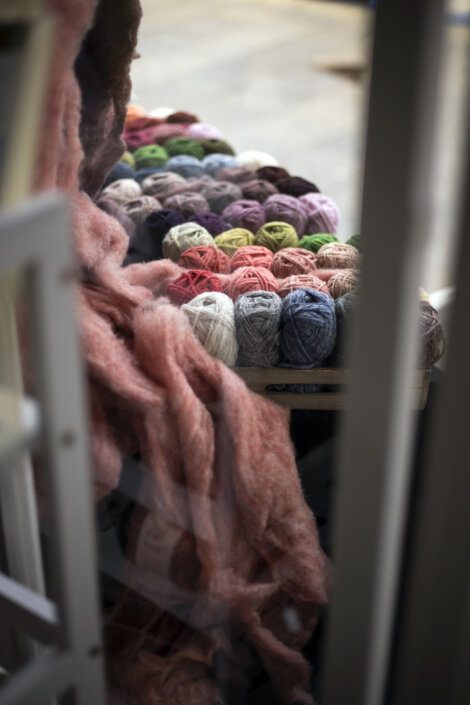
[162, 223, 214, 261]
[101, 178, 142, 204]
[182, 292, 238, 366]
[236, 150, 280, 170]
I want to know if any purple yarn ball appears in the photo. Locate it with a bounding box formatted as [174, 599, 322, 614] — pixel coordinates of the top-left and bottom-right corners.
[299, 193, 340, 234]
[163, 192, 210, 217]
[222, 199, 266, 233]
[183, 211, 231, 236]
[264, 194, 309, 235]
[186, 122, 223, 140]
[217, 166, 256, 184]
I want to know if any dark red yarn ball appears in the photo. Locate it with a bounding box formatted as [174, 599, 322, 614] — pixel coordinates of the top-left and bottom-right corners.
[256, 166, 290, 184]
[277, 176, 320, 197]
[167, 269, 223, 305]
[166, 111, 199, 124]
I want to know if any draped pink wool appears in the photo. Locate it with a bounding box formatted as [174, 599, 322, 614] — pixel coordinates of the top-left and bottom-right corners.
[34, 2, 329, 703]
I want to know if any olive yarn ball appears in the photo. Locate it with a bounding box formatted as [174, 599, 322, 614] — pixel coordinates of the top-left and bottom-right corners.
[215, 228, 255, 256]
[255, 221, 298, 252]
[200, 138, 235, 156]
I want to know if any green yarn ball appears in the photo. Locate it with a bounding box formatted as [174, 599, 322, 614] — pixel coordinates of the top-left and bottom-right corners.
[298, 233, 339, 253]
[120, 151, 136, 169]
[347, 233, 362, 251]
[200, 139, 235, 156]
[164, 137, 205, 160]
[215, 228, 255, 256]
[134, 145, 168, 169]
[255, 221, 298, 253]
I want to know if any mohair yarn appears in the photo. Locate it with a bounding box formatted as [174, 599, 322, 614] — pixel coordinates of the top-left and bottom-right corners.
[226, 266, 279, 300]
[235, 291, 282, 366]
[298, 233, 339, 253]
[123, 195, 162, 224]
[264, 194, 308, 234]
[277, 176, 320, 197]
[215, 228, 255, 256]
[299, 193, 340, 234]
[103, 161, 134, 186]
[221, 200, 266, 232]
[101, 178, 142, 204]
[236, 150, 279, 169]
[203, 153, 238, 177]
[200, 138, 235, 156]
[182, 292, 238, 367]
[134, 167, 164, 184]
[419, 301, 445, 367]
[152, 122, 188, 144]
[165, 155, 204, 179]
[218, 166, 256, 184]
[317, 242, 360, 269]
[278, 274, 329, 298]
[141, 171, 187, 199]
[163, 192, 210, 217]
[133, 144, 169, 170]
[256, 165, 290, 184]
[185, 211, 231, 236]
[255, 221, 298, 252]
[186, 122, 223, 140]
[199, 181, 242, 213]
[230, 245, 274, 272]
[164, 137, 205, 160]
[280, 288, 336, 367]
[241, 178, 278, 203]
[167, 269, 222, 305]
[347, 233, 362, 251]
[178, 245, 231, 273]
[162, 222, 214, 261]
[272, 247, 318, 278]
[166, 109, 199, 123]
[120, 151, 136, 169]
[327, 268, 360, 299]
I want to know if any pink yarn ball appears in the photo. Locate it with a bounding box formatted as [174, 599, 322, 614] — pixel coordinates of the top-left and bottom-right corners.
[230, 245, 274, 272]
[264, 194, 309, 234]
[226, 266, 279, 300]
[186, 122, 223, 140]
[272, 248, 318, 278]
[299, 193, 340, 234]
[277, 274, 329, 298]
[163, 192, 210, 217]
[152, 123, 188, 145]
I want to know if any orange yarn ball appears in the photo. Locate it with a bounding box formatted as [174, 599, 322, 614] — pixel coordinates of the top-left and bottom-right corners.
[226, 266, 279, 300]
[178, 246, 231, 273]
[278, 274, 329, 298]
[272, 247, 318, 278]
[327, 269, 360, 298]
[167, 270, 222, 306]
[230, 245, 274, 272]
[317, 242, 360, 269]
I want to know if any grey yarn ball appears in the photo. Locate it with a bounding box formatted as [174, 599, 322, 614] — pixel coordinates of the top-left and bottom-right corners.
[200, 181, 242, 213]
[235, 291, 282, 367]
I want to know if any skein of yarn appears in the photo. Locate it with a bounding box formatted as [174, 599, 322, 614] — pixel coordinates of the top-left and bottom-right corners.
[203, 153, 238, 177]
[222, 200, 266, 232]
[226, 266, 279, 300]
[264, 194, 308, 234]
[218, 166, 256, 184]
[241, 179, 279, 203]
[200, 181, 242, 213]
[178, 245, 231, 273]
[277, 274, 329, 298]
[215, 228, 255, 256]
[165, 155, 205, 179]
[298, 233, 339, 253]
[185, 211, 231, 236]
[235, 291, 282, 366]
[236, 150, 279, 169]
[256, 166, 290, 184]
[133, 145, 169, 169]
[317, 242, 360, 269]
[272, 248, 318, 277]
[299, 193, 340, 234]
[277, 176, 320, 197]
[182, 292, 238, 367]
[167, 269, 223, 305]
[123, 195, 162, 224]
[101, 178, 142, 204]
[142, 172, 187, 199]
[162, 223, 214, 261]
[327, 269, 360, 299]
[163, 192, 210, 217]
[280, 288, 336, 367]
[255, 221, 298, 252]
[230, 245, 274, 272]
[164, 137, 205, 160]
[419, 301, 445, 367]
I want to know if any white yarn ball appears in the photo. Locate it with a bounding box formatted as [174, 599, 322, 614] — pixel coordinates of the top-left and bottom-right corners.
[162, 223, 214, 262]
[149, 106, 176, 119]
[101, 178, 142, 205]
[182, 292, 238, 367]
[236, 150, 280, 170]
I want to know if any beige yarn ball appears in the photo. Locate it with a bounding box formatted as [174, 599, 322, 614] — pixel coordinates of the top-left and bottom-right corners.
[123, 195, 162, 224]
[182, 292, 238, 366]
[101, 178, 142, 205]
[327, 269, 360, 298]
[317, 242, 360, 269]
[163, 223, 214, 261]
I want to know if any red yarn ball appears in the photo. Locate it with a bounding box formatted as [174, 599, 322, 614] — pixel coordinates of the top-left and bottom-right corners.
[167, 270, 222, 305]
[226, 266, 279, 300]
[277, 274, 329, 298]
[272, 247, 318, 278]
[230, 245, 274, 272]
[178, 246, 231, 273]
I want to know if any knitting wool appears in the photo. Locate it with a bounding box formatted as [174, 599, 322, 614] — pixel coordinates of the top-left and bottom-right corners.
[328, 291, 357, 366]
[278, 274, 329, 298]
[256, 165, 290, 184]
[167, 269, 222, 305]
[314, 268, 344, 282]
[419, 301, 445, 367]
[140, 209, 186, 257]
[124, 127, 162, 151]
[120, 151, 136, 169]
[182, 292, 238, 366]
[230, 245, 274, 272]
[186, 122, 223, 140]
[163, 222, 214, 261]
[123, 195, 162, 224]
[235, 291, 282, 366]
[185, 211, 231, 236]
[164, 137, 205, 160]
[215, 228, 255, 256]
[277, 176, 320, 197]
[280, 288, 336, 367]
[152, 122, 188, 144]
[178, 245, 231, 273]
[264, 194, 308, 234]
[163, 192, 210, 217]
[134, 167, 164, 184]
[222, 200, 266, 232]
[166, 109, 199, 123]
[298, 233, 339, 253]
[142, 171, 187, 199]
[317, 242, 360, 269]
[241, 179, 278, 203]
[272, 247, 318, 278]
[347, 233, 362, 251]
[103, 161, 134, 186]
[203, 153, 238, 177]
[165, 155, 204, 179]
[200, 181, 242, 213]
[101, 178, 142, 204]
[299, 193, 340, 234]
[133, 144, 169, 170]
[226, 266, 279, 300]
[236, 150, 279, 169]
[200, 138, 235, 156]
[327, 268, 360, 298]
[255, 221, 298, 252]
[217, 166, 256, 184]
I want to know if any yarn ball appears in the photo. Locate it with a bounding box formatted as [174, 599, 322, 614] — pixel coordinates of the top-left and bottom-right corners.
[186, 122, 223, 140]
[277, 176, 320, 197]
[226, 266, 279, 300]
[162, 223, 214, 261]
[264, 194, 308, 234]
[217, 166, 256, 184]
[199, 139, 235, 156]
[278, 274, 329, 298]
[163, 192, 210, 217]
[256, 166, 290, 184]
[199, 181, 242, 213]
[241, 179, 278, 203]
[178, 245, 231, 273]
[96, 197, 134, 238]
[164, 137, 205, 160]
[298, 233, 339, 253]
[272, 248, 318, 277]
[101, 178, 142, 205]
[299, 193, 340, 234]
[328, 291, 357, 366]
[236, 150, 279, 169]
[124, 127, 162, 151]
[152, 123, 188, 144]
[317, 242, 360, 269]
[120, 151, 136, 169]
[134, 167, 164, 184]
[135, 209, 186, 260]
[142, 171, 187, 199]
[419, 301, 445, 367]
[202, 153, 238, 177]
[327, 269, 360, 299]
[230, 245, 274, 272]
[184, 211, 231, 236]
[167, 269, 222, 306]
[133, 145, 169, 170]
[280, 288, 336, 367]
[235, 291, 282, 366]
[182, 292, 238, 367]
[255, 221, 298, 252]
[215, 228, 255, 256]
[123, 195, 162, 224]
[165, 155, 204, 179]
[347, 233, 362, 251]
[166, 110, 199, 124]
[221, 200, 266, 232]
[103, 162, 135, 186]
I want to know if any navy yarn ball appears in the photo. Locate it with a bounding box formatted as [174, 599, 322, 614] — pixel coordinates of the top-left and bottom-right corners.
[184, 211, 231, 236]
[104, 162, 135, 186]
[128, 208, 185, 262]
[280, 288, 336, 367]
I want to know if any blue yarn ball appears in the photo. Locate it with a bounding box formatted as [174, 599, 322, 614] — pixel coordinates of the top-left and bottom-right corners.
[280, 288, 336, 367]
[104, 162, 135, 186]
[134, 167, 165, 184]
[202, 153, 238, 177]
[165, 155, 204, 179]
